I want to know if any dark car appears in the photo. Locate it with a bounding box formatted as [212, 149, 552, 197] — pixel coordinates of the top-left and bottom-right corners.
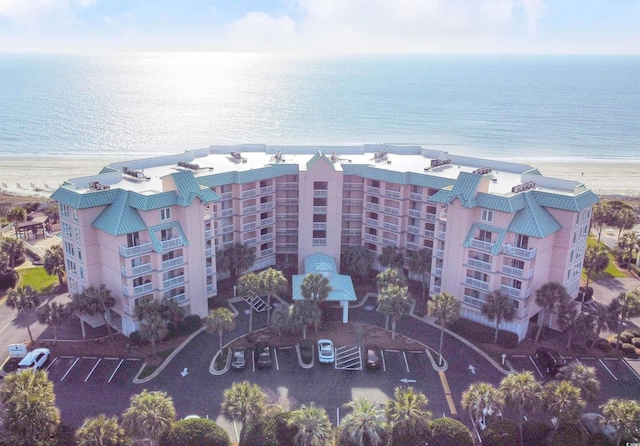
[365, 346, 382, 370]
[255, 343, 272, 368]
[231, 347, 246, 370]
[535, 347, 568, 375]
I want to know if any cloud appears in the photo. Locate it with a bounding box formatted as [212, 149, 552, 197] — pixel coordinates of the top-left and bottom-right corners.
[225, 11, 297, 52]
[520, 0, 546, 33]
[0, 0, 94, 28]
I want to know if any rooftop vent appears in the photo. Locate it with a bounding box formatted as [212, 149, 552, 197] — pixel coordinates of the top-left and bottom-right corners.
[177, 162, 214, 172]
[511, 181, 536, 193]
[425, 158, 452, 171]
[331, 151, 338, 162]
[122, 167, 150, 182]
[230, 151, 247, 163]
[88, 181, 110, 191]
[274, 150, 283, 162]
[473, 167, 492, 175]
[373, 149, 388, 161]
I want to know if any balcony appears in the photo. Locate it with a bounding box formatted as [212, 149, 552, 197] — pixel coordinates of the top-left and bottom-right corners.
[123, 282, 153, 297]
[439, 210, 448, 220]
[276, 213, 298, 220]
[343, 198, 363, 205]
[502, 244, 537, 260]
[313, 190, 328, 198]
[260, 248, 274, 257]
[434, 267, 443, 276]
[432, 285, 441, 294]
[276, 198, 298, 205]
[313, 222, 327, 230]
[500, 284, 531, 299]
[435, 249, 444, 258]
[366, 186, 381, 195]
[260, 185, 275, 195]
[437, 231, 446, 239]
[383, 222, 399, 232]
[468, 258, 492, 272]
[160, 237, 183, 252]
[207, 283, 216, 294]
[408, 209, 421, 218]
[276, 228, 298, 235]
[363, 233, 378, 243]
[410, 192, 422, 201]
[242, 189, 257, 198]
[344, 183, 362, 190]
[121, 262, 152, 277]
[463, 294, 485, 309]
[171, 293, 188, 304]
[120, 242, 152, 257]
[244, 237, 257, 246]
[260, 217, 275, 227]
[470, 238, 494, 253]
[502, 265, 534, 279]
[204, 229, 213, 239]
[313, 206, 327, 214]
[424, 229, 435, 238]
[342, 228, 360, 235]
[206, 265, 214, 276]
[163, 275, 185, 289]
[161, 256, 184, 270]
[465, 277, 490, 291]
[363, 202, 380, 211]
[382, 238, 397, 247]
[364, 218, 379, 227]
[312, 238, 327, 246]
[406, 242, 418, 251]
[343, 214, 361, 221]
[425, 213, 437, 222]
[407, 225, 420, 234]
[220, 208, 233, 217]
[385, 190, 401, 199]
[243, 221, 257, 231]
[276, 182, 298, 190]
[220, 192, 233, 200]
[384, 206, 400, 216]
[276, 243, 297, 252]
[260, 233, 274, 242]
[259, 202, 274, 211]
[242, 205, 257, 215]
[221, 225, 234, 234]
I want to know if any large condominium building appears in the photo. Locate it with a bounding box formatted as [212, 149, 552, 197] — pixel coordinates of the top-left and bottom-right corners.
[52, 144, 598, 340]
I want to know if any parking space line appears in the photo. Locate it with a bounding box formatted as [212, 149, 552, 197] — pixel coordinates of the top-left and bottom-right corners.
[105, 357, 119, 360]
[402, 352, 410, 373]
[108, 359, 124, 383]
[126, 358, 142, 361]
[274, 349, 280, 371]
[622, 359, 640, 380]
[386, 349, 400, 352]
[61, 357, 80, 381]
[599, 359, 618, 380]
[511, 354, 528, 358]
[438, 371, 457, 416]
[85, 358, 102, 382]
[409, 350, 424, 354]
[381, 350, 386, 372]
[60, 355, 75, 359]
[82, 356, 97, 360]
[528, 356, 544, 378]
[252, 351, 256, 373]
[45, 357, 58, 371]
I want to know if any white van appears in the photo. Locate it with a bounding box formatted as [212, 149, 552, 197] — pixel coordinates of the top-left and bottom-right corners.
[17, 348, 50, 372]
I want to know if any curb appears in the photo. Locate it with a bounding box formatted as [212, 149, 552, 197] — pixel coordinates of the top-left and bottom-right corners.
[210, 348, 231, 375]
[295, 342, 314, 369]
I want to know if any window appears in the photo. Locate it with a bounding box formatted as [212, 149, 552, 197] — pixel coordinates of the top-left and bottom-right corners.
[481, 209, 494, 222]
[75, 227, 80, 242]
[127, 232, 140, 247]
[314, 181, 328, 190]
[73, 209, 78, 222]
[64, 241, 75, 257]
[77, 248, 82, 261]
[66, 259, 77, 275]
[62, 222, 72, 238]
[478, 230, 492, 243]
[160, 208, 171, 221]
[79, 267, 84, 280]
[68, 279, 77, 293]
[60, 204, 70, 219]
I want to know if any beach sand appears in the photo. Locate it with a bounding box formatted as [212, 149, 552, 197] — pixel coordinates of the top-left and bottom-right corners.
[0, 155, 638, 198]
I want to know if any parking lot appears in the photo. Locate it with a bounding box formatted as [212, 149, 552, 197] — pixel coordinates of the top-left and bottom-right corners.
[45, 355, 142, 385]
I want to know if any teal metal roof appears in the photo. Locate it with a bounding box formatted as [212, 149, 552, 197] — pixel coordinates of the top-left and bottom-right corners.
[508, 193, 562, 238]
[476, 193, 526, 213]
[306, 151, 336, 170]
[532, 190, 599, 211]
[171, 171, 219, 206]
[51, 187, 121, 209]
[342, 164, 368, 175]
[147, 221, 189, 253]
[292, 253, 357, 302]
[463, 223, 507, 256]
[92, 192, 147, 236]
[128, 192, 178, 211]
[359, 167, 455, 189]
[447, 172, 482, 208]
[196, 166, 282, 187]
[270, 163, 299, 175]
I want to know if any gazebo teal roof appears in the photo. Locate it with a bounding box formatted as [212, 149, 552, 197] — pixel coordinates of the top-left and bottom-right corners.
[292, 253, 357, 302]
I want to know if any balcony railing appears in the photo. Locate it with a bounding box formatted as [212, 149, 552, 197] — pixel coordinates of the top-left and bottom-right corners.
[343, 214, 361, 221]
[260, 233, 274, 242]
[312, 238, 327, 246]
[313, 190, 328, 198]
[171, 293, 187, 304]
[313, 222, 327, 230]
[364, 218, 378, 227]
[344, 183, 362, 190]
[163, 275, 185, 289]
[383, 222, 399, 232]
[468, 258, 492, 271]
[342, 228, 360, 235]
[276, 198, 298, 205]
[123, 282, 153, 297]
[435, 249, 444, 258]
[382, 238, 397, 247]
[206, 265, 214, 276]
[424, 229, 435, 238]
[205, 247, 213, 258]
[220, 208, 233, 217]
[343, 198, 363, 205]
[470, 238, 494, 253]
[363, 202, 380, 211]
[120, 242, 152, 257]
[162, 256, 184, 270]
[406, 242, 418, 251]
[121, 262, 152, 277]
[366, 186, 381, 195]
[408, 209, 421, 218]
[439, 210, 448, 220]
[220, 192, 233, 200]
[260, 186, 275, 195]
[242, 189, 256, 198]
[384, 206, 400, 216]
[313, 206, 327, 214]
[276, 228, 298, 235]
[363, 233, 378, 242]
[410, 192, 422, 201]
[207, 284, 216, 294]
[502, 265, 534, 279]
[260, 248, 274, 257]
[385, 190, 401, 199]
[276, 213, 298, 220]
[204, 229, 213, 239]
[437, 231, 446, 239]
[260, 202, 274, 211]
[432, 285, 441, 294]
[502, 244, 537, 260]
[463, 294, 486, 309]
[244, 237, 257, 246]
[221, 225, 234, 234]
[160, 237, 183, 252]
[242, 205, 257, 215]
[465, 277, 490, 291]
[407, 225, 420, 234]
[500, 284, 531, 299]
[260, 217, 275, 226]
[276, 243, 298, 251]
[243, 222, 257, 231]
[276, 182, 298, 189]
[434, 267, 443, 276]
[425, 213, 436, 222]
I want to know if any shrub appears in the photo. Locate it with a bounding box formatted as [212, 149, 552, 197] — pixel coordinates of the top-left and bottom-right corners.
[551, 422, 587, 446]
[242, 410, 295, 446]
[180, 315, 202, 333]
[632, 338, 640, 348]
[522, 419, 552, 446]
[161, 418, 230, 446]
[129, 330, 148, 347]
[0, 270, 18, 290]
[621, 330, 636, 340]
[620, 343, 638, 357]
[618, 334, 630, 344]
[481, 419, 518, 446]
[429, 418, 473, 446]
[594, 338, 611, 352]
[449, 318, 518, 348]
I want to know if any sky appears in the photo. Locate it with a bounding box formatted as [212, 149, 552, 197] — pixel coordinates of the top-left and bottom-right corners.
[0, 0, 638, 54]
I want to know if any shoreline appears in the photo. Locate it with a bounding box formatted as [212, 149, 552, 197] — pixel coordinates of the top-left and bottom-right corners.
[0, 155, 639, 199]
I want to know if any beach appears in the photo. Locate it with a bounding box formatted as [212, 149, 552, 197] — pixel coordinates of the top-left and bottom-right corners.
[0, 155, 638, 198]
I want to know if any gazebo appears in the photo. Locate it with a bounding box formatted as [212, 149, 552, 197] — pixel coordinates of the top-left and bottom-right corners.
[15, 213, 50, 240]
[292, 253, 357, 323]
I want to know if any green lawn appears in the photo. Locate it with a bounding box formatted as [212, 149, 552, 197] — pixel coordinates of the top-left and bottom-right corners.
[583, 236, 628, 281]
[18, 267, 58, 293]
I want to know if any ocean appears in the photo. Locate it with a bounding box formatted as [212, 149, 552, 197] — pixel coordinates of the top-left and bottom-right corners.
[0, 53, 638, 160]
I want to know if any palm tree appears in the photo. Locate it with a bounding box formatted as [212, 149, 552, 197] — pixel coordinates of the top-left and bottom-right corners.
[260, 267, 288, 327]
[385, 386, 431, 445]
[218, 242, 256, 281]
[583, 245, 609, 290]
[600, 398, 640, 446]
[499, 371, 542, 446]
[122, 389, 176, 446]
[406, 248, 432, 300]
[271, 304, 290, 335]
[339, 397, 386, 446]
[567, 364, 600, 402]
[43, 244, 65, 285]
[618, 231, 639, 270]
[139, 311, 169, 358]
[1, 237, 24, 268]
[591, 202, 611, 244]
[378, 246, 404, 269]
[534, 281, 570, 344]
[205, 307, 236, 353]
[609, 289, 640, 349]
[481, 290, 516, 344]
[461, 382, 503, 441]
[37, 302, 70, 345]
[428, 292, 461, 365]
[7, 206, 27, 226]
[159, 297, 185, 331]
[76, 414, 131, 446]
[377, 284, 411, 339]
[289, 403, 333, 446]
[6, 284, 39, 343]
[0, 369, 61, 445]
[290, 300, 322, 340]
[221, 381, 265, 443]
[238, 272, 262, 333]
[76, 284, 117, 338]
[300, 272, 331, 301]
[542, 380, 585, 432]
[376, 268, 406, 294]
[557, 299, 593, 349]
[614, 207, 637, 239]
[341, 246, 375, 282]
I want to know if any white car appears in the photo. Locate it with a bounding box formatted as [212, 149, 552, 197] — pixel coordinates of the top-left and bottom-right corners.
[318, 339, 334, 364]
[18, 348, 50, 372]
